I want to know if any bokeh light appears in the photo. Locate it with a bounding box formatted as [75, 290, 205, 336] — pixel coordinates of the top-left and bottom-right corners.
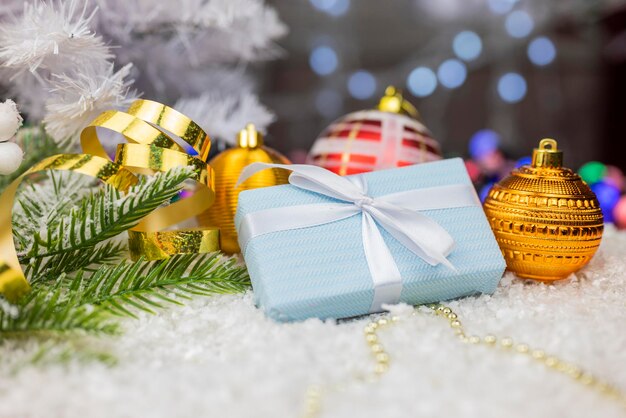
[498, 73, 527, 103]
[480, 182, 495, 203]
[309, 0, 350, 16]
[464, 159, 482, 182]
[579, 161, 607, 185]
[480, 150, 506, 174]
[309, 46, 338, 76]
[407, 67, 437, 97]
[614, 196, 626, 228]
[505, 10, 534, 38]
[528, 37, 556, 66]
[515, 156, 532, 168]
[437, 59, 467, 89]
[453, 31, 482, 61]
[605, 165, 625, 191]
[591, 181, 621, 223]
[348, 70, 377, 100]
[315, 88, 343, 118]
[469, 129, 500, 159]
[488, 0, 516, 15]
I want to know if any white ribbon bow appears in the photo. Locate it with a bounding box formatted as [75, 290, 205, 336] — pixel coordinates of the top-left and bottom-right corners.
[236, 163, 480, 313]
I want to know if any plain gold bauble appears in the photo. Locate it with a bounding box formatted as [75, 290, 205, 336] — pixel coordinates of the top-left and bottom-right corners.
[198, 124, 290, 254]
[483, 138, 604, 281]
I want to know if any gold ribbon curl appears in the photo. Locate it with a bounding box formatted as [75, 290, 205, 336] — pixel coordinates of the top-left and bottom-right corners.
[0, 100, 219, 301]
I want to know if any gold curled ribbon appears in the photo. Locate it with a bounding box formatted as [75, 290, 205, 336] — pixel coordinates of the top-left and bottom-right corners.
[128, 229, 220, 261]
[0, 101, 219, 301]
[80, 107, 217, 250]
[127, 99, 211, 161]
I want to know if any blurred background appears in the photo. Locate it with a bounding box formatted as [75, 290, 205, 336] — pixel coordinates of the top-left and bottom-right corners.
[0, 0, 625, 224]
[260, 0, 626, 172]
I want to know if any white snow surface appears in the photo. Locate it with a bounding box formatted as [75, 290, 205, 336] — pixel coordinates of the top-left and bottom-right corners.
[1, 228, 626, 418]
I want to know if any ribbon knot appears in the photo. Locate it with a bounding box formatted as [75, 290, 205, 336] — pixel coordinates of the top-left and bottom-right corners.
[236, 163, 478, 313]
[354, 196, 374, 209]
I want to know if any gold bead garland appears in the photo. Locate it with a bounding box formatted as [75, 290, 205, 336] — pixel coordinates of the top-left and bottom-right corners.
[302, 315, 399, 418]
[427, 304, 626, 408]
[303, 305, 626, 417]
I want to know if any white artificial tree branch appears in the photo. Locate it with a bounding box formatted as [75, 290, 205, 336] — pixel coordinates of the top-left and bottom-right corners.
[43, 62, 138, 142]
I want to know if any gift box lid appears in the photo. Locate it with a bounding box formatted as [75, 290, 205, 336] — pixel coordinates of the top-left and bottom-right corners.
[235, 158, 505, 322]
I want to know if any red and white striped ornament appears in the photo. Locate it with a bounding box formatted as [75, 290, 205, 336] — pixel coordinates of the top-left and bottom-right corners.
[307, 87, 442, 175]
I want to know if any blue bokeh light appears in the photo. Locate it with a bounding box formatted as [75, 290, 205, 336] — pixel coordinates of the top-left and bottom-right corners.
[488, 0, 516, 14]
[437, 59, 467, 89]
[407, 67, 437, 97]
[498, 72, 527, 103]
[505, 10, 534, 38]
[309, 46, 338, 76]
[315, 88, 343, 118]
[310, 0, 350, 16]
[348, 70, 377, 100]
[453, 31, 482, 61]
[591, 181, 621, 223]
[480, 183, 495, 203]
[327, 0, 350, 16]
[527, 37, 556, 66]
[515, 156, 532, 168]
[469, 129, 501, 159]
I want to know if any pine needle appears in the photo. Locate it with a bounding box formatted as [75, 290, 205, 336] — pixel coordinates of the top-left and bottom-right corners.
[18, 166, 196, 261]
[0, 290, 119, 338]
[69, 253, 250, 318]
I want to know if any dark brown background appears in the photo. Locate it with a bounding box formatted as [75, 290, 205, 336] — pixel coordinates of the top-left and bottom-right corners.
[259, 0, 626, 170]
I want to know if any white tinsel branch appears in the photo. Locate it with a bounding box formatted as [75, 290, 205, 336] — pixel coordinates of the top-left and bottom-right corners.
[0, 0, 111, 75]
[175, 92, 276, 144]
[96, 0, 287, 65]
[0, 0, 286, 149]
[43, 63, 138, 142]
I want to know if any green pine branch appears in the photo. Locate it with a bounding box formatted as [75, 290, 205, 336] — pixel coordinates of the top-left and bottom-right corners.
[25, 241, 127, 284]
[0, 290, 119, 339]
[67, 253, 250, 318]
[18, 166, 196, 261]
[2, 161, 252, 366]
[0, 253, 250, 340]
[12, 173, 94, 252]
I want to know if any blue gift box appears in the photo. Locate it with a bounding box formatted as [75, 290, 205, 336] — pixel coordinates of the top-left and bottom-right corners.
[235, 158, 505, 322]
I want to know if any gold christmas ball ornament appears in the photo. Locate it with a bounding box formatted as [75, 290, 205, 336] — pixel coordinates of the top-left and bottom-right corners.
[483, 138, 604, 281]
[198, 124, 291, 254]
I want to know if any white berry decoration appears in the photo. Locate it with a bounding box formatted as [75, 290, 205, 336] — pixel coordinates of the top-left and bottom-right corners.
[0, 141, 24, 175]
[0, 100, 23, 142]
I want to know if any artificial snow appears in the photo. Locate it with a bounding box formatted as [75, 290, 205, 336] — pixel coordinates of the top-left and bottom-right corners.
[1, 227, 625, 418]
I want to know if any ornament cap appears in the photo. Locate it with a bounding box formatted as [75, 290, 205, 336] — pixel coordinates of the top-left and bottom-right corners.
[237, 123, 263, 149]
[531, 138, 563, 168]
[377, 86, 420, 119]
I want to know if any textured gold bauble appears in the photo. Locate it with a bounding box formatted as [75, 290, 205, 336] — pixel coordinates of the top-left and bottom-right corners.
[483, 139, 604, 281]
[198, 124, 291, 254]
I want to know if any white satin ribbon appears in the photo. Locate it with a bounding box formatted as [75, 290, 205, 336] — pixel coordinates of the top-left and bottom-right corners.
[235, 163, 480, 313]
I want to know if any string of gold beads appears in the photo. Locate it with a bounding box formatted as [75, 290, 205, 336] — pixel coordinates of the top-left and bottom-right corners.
[303, 304, 626, 418]
[364, 315, 399, 378]
[428, 303, 626, 409]
[302, 315, 399, 418]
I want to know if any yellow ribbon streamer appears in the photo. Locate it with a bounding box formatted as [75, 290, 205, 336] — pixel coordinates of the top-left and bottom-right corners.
[0, 101, 219, 302]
